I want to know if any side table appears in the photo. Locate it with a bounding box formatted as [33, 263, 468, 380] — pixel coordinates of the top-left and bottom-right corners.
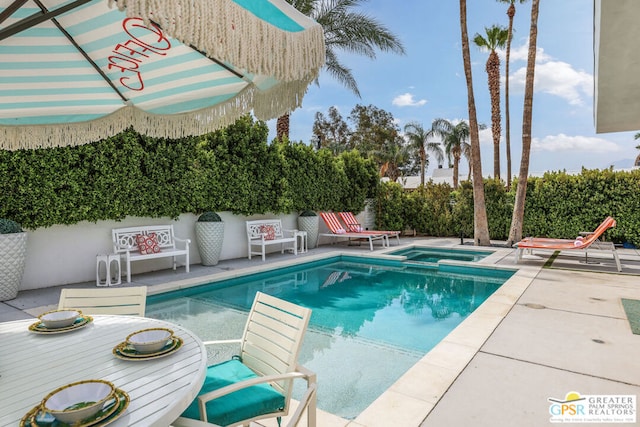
[96, 253, 121, 287]
[294, 230, 308, 253]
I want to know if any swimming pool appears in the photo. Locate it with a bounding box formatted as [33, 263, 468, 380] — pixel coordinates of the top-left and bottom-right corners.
[146, 256, 513, 419]
[387, 246, 493, 264]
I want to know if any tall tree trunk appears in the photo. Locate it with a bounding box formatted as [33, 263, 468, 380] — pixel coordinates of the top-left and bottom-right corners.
[487, 50, 501, 180]
[453, 152, 460, 189]
[507, 0, 540, 245]
[460, 0, 490, 246]
[505, 3, 515, 190]
[276, 114, 290, 140]
[420, 149, 426, 187]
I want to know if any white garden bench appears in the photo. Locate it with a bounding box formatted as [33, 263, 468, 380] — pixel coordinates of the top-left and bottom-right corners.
[246, 219, 297, 261]
[112, 225, 190, 282]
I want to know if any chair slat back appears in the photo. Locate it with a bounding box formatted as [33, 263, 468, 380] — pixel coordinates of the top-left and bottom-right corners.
[240, 292, 311, 398]
[583, 216, 616, 246]
[112, 225, 176, 254]
[246, 220, 285, 240]
[338, 212, 361, 232]
[319, 212, 345, 233]
[58, 287, 147, 316]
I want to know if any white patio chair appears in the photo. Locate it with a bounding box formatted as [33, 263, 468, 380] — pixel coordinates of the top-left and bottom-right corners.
[173, 291, 316, 427]
[171, 383, 317, 427]
[58, 286, 147, 316]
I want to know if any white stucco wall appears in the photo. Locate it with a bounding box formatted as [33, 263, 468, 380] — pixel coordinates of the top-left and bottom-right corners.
[20, 212, 302, 290]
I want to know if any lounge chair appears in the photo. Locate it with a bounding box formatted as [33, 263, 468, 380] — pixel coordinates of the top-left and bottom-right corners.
[514, 216, 622, 271]
[338, 211, 401, 245]
[58, 286, 147, 316]
[174, 291, 316, 427]
[318, 212, 387, 250]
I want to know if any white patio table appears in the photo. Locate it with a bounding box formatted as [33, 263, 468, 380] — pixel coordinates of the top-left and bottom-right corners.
[0, 315, 207, 426]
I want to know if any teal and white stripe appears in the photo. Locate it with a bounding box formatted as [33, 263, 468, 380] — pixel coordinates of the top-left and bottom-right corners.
[0, 0, 324, 149]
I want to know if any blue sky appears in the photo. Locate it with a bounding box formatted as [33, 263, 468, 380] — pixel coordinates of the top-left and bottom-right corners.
[267, 0, 638, 178]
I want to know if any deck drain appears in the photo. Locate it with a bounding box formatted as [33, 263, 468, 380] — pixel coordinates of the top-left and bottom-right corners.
[523, 303, 546, 309]
[590, 297, 605, 301]
[592, 339, 605, 344]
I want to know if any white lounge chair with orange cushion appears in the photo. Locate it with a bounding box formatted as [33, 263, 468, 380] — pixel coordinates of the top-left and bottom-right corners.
[173, 292, 317, 427]
[338, 211, 401, 245]
[318, 212, 387, 250]
[58, 286, 147, 316]
[514, 216, 622, 271]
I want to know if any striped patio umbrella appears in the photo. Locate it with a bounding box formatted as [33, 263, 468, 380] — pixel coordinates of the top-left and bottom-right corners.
[0, 0, 324, 150]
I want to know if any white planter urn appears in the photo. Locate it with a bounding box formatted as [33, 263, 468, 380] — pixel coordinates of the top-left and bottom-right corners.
[297, 214, 319, 249]
[0, 232, 27, 301]
[195, 221, 224, 266]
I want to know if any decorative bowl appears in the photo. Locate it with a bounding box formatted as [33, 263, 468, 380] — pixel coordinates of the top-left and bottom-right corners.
[42, 379, 115, 424]
[39, 310, 81, 329]
[126, 328, 173, 353]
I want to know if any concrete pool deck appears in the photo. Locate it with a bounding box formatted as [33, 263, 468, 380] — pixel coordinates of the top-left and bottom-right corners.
[2, 237, 640, 426]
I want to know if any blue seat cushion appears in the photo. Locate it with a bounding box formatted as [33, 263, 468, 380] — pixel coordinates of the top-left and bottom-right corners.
[181, 359, 286, 426]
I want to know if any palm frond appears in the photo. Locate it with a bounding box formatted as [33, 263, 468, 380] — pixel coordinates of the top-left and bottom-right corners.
[288, 0, 405, 97]
[323, 50, 360, 97]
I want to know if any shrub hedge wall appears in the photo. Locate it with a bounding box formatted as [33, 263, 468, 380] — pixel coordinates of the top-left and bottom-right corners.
[2, 112, 639, 248]
[375, 168, 640, 246]
[0, 115, 379, 229]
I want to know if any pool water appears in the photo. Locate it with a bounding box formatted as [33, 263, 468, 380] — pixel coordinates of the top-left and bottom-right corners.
[388, 246, 493, 264]
[146, 257, 512, 419]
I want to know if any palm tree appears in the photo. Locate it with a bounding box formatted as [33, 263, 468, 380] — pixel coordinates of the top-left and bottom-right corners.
[278, 0, 406, 139]
[507, 0, 540, 245]
[473, 25, 508, 180]
[498, 0, 529, 190]
[459, 0, 490, 246]
[635, 133, 640, 167]
[371, 138, 411, 182]
[464, 123, 488, 180]
[463, 135, 473, 181]
[432, 119, 470, 189]
[403, 121, 444, 186]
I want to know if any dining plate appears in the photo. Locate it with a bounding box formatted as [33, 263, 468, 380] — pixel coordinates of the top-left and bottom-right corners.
[28, 316, 93, 335]
[20, 388, 129, 427]
[112, 336, 183, 361]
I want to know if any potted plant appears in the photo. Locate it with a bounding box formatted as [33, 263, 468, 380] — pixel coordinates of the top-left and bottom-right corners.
[297, 210, 319, 249]
[0, 219, 27, 301]
[195, 212, 224, 266]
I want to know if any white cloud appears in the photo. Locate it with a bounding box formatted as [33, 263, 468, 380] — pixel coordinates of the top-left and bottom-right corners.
[508, 42, 592, 106]
[509, 43, 552, 63]
[392, 93, 427, 107]
[479, 127, 493, 146]
[532, 134, 621, 153]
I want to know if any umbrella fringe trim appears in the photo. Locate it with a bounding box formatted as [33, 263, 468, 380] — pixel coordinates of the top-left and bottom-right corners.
[0, 0, 324, 150]
[0, 79, 312, 150]
[112, 0, 326, 82]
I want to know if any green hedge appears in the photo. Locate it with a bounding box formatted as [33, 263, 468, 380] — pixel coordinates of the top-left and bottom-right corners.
[375, 169, 640, 246]
[521, 169, 640, 245]
[0, 116, 378, 229]
[279, 144, 378, 214]
[2, 114, 639, 248]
